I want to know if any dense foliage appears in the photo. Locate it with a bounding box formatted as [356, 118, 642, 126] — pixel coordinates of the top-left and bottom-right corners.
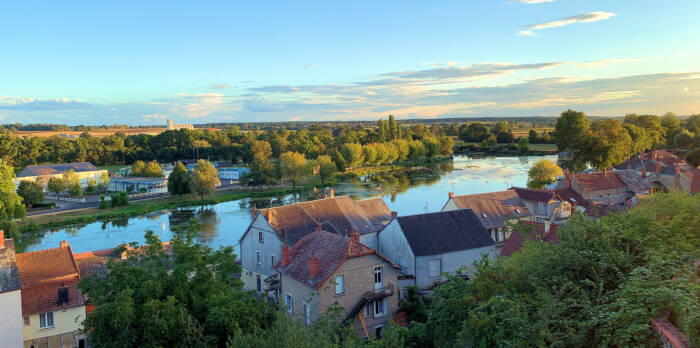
[167, 162, 193, 195]
[0, 161, 26, 236]
[398, 192, 700, 347]
[131, 160, 163, 177]
[16, 180, 45, 208]
[191, 159, 221, 201]
[526, 159, 563, 189]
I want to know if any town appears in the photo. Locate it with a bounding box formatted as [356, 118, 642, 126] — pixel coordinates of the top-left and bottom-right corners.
[1, 110, 699, 347]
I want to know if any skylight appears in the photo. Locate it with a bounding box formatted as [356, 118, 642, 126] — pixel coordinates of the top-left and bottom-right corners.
[514, 209, 521, 214]
[481, 213, 488, 218]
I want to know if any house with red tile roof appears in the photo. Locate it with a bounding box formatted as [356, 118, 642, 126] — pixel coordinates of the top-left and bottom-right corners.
[614, 150, 697, 193]
[16, 241, 87, 348]
[500, 221, 560, 257]
[274, 229, 399, 339]
[0, 231, 23, 347]
[238, 194, 393, 295]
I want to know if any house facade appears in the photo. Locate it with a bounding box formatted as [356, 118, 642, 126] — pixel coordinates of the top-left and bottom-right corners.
[615, 150, 698, 193]
[238, 195, 393, 294]
[442, 191, 531, 253]
[16, 241, 87, 348]
[275, 229, 399, 339]
[15, 162, 107, 191]
[378, 209, 495, 290]
[0, 231, 23, 347]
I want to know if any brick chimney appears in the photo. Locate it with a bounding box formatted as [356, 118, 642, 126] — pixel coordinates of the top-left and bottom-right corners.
[281, 244, 290, 266]
[391, 211, 398, 218]
[674, 163, 680, 175]
[0, 230, 4, 249]
[308, 253, 319, 279]
[60, 241, 68, 248]
[322, 194, 328, 199]
[448, 192, 454, 199]
[655, 161, 661, 173]
[251, 204, 257, 219]
[350, 228, 360, 243]
[315, 220, 322, 232]
[564, 169, 571, 188]
[641, 164, 647, 178]
[329, 188, 334, 198]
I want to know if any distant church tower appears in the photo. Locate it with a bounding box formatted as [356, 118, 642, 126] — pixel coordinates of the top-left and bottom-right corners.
[167, 119, 174, 130]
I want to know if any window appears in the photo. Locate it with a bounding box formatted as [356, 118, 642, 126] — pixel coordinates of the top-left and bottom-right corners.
[373, 298, 386, 317]
[256, 251, 261, 265]
[24, 316, 29, 326]
[39, 312, 54, 328]
[258, 231, 264, 243]
[374, 266, 383, 290]
[270, 255, 276, 267]
[335, 275, 345, 295]
[375, 324, 385, 338]
[363, 303, 371, 318]
[256, 275, 262, 292]
[429, 259, 441, 277]
[285, 293, 293, 315]
[304, 302, 311, 324]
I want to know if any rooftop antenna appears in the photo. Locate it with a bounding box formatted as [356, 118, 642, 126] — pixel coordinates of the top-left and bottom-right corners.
[424, 201, 428, 213]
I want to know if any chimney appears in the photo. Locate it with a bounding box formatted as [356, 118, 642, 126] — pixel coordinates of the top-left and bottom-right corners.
[641, 165, 647, 178]
[322, 194, 328, 199]
[391, 211, 398, 218]
[281, 244, 290, 266]
[329, 188, 334, 198]
[251, 204, 258, 219]
[308, 253, 319, 279]
[674, 163, 680, 175]
[448, 192, 454, 199]
[655, 161, 661, 173]
[60, 241, 68, 248]
[350, 228, 360, 243]
[315, 220, 322, 232]
[0, 230, 4, 249]
[564, 169, 571, 188]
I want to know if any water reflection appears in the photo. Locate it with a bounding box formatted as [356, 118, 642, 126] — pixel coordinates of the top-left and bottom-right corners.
[21, 155, 555, 253]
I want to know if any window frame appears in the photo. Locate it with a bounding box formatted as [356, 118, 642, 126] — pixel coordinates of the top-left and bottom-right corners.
[335, 274, 345, 295]
[428, 259, 441, 278]
[258, 231, 264, 244]
[304, 301, 311, 324]
[256, 250, 261, 265]
[39, 312, 54, 329]
[373, 298, 386, 317]
[285, 293, 293, 315]
[270, 254, 276, 267]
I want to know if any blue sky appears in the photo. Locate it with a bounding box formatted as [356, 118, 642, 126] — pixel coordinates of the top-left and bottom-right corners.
[1, 0, 699, 125]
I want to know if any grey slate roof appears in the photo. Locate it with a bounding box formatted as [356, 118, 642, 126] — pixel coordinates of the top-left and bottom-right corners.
[613, 169, 651, 193]
[0, 240, 21, 294]
[447, 190, 531, 229]
[18, 162, 100, 177]
[395, 209, 494, 257]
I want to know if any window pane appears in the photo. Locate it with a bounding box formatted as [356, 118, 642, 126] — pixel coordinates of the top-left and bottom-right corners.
[335, 275, 344, 294]
[40, 314, 46, 328]
[47, 312, 54, 326]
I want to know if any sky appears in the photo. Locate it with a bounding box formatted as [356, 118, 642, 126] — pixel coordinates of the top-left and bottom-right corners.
[1, 0, 699, 125]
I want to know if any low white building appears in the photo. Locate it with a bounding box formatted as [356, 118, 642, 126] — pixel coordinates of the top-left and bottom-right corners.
[377, 209, 496, 291]
[108, 177, 167, 194]
[0, 231, 23, 347]
[15, 162, 107, 190]
[218, 167, 251, 182]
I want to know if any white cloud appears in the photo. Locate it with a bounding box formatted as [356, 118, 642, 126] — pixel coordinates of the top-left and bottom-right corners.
[523, 11, 617, 34]
[518, 30, 535, 36]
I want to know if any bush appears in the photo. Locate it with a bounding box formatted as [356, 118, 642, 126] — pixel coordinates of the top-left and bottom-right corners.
[99, 195, 109, 209]
[1, 221, 20, 239]
[110, 191, 129, 207]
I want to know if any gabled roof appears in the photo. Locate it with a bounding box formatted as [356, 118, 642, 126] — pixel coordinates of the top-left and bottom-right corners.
[0, 239, 20, 294]
[17, 162, 100, 177]
[74, 248, 122, 279]
[447, 191, 530, 229]
[16, 245, 85, 315]
[571, 172, 625, 192]
[395, 209, 494, 257]
[256, 196, 393, 245]
[500, 222, 560, 257]
[510, 187, 557, 203]
[613, 169, 651, 193]
[275, 230, 396, 290]
[551, 187, 590, 209]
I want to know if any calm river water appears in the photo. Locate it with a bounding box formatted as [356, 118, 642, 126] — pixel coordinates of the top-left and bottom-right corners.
[22, 155, 556, 253]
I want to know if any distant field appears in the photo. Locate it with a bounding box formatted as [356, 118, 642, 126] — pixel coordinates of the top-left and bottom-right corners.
[511, 127, 554, 138]
[12, 128, 166, 138]
[527, 143, 557, 151]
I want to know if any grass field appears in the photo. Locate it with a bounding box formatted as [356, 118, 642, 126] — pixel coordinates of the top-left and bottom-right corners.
[12, 128, 165, 138]
[527, 143, 557, 151]
[511, 127, 554, 138]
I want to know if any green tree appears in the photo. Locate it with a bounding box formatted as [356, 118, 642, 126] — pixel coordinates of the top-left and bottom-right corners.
[86, 179, 96, 193]
[674, 129, 695, 149]
[483, 133, 497, 148]
[191, 160, 220, 201]
[623, 123, 652, 154]
[47, 176, 66, 195]
[393, 139, 410, 161]
[62, 168, 80, 189]
[0, 161, 27, 221]
[80, 230, 275, 347]
[517, 138, 529, 155]
[527, 159, 563, 189]
[330, 150, 346, 173]
[438, 136, 455, 156]
[315, 155, 337, 185]
[278, 151, 310, 188]
[98, 172, 110, 191]
[341, 143, 363, 170]
[17, 180, 45, 208]
[362, 144, 378, 166]
[167, 162, 193, 195]
[554, 109, 590, 151]
[110, 191, 129, 207]
[661, 112, 681, 145]
[584, 119, 633, 170]
[686, 148, 700, 167]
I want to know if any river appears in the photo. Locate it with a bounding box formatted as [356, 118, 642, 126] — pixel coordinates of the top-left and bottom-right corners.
[21, 155, 556, 253]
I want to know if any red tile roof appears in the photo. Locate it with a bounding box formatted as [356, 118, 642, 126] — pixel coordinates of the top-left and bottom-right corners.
[651, 314, 691, 348]
[571, 172, 625, 192]
[16, 245, 85, 316]
[275, 230, 396, 289]
[500, 222, 559, 257]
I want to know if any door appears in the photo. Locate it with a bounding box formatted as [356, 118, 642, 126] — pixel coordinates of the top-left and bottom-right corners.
[256, 275, 262, 292]
[374, 266, 383, 290]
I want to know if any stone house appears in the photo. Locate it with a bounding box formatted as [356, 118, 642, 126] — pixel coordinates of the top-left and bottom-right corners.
[16, 241, 88, 348]
[238, 194, 393, 295]
[614, 150, 697, 193]
[377, 209, 495, 291]
[275, 229, 399, 339]
[442, 191, 531, 253]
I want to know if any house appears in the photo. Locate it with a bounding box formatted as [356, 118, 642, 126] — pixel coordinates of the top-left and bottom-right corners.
[0, 231, 23, 347]
[16, 241, 87, 348]
[275, 229, 399, 339]
[500, 221, 560, 257]
[614, 150, 696, 193]
[377, 209, 495, 291]
[107, 177, 167, 194]
[15, 162, 107, 190]
[441, 191, 531, 252]
[510, 187, 575, 223]
[238, 194, 393, 294]
[568, 170, 628, 205]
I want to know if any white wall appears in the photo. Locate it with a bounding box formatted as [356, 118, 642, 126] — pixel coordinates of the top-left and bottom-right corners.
[240, 214, 282, 292]
[0, 289, 23, 347]
[415, 246, 495, 289]
[377, 220, 415, 277]
[441, 199, 459, 212]
[359, 232, 378, 250]
[23, 305, 86, 342]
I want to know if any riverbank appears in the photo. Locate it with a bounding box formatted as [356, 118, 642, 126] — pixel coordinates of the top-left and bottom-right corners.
[19, 186, 310, 233]
[453, 142, 557, 156]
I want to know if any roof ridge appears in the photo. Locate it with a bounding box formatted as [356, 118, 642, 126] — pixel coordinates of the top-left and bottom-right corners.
[397, 208, 473, 219]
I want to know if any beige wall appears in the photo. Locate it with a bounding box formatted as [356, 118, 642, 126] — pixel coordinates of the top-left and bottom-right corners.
[0, 289, 23, 347]
[23, 305, 86, 342]
[571, 180, 626, 204]
[14, 170, 108, 190]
